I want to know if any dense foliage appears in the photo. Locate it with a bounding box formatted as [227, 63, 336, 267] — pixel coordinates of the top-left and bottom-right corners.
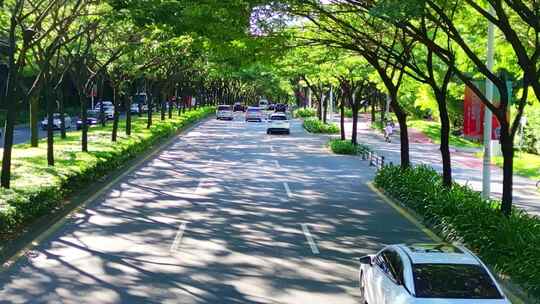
[328, 139, 370, 155]
[303, 117, 339, 134]
[293, 107, 317, 118]
[375, 165, 540, 298]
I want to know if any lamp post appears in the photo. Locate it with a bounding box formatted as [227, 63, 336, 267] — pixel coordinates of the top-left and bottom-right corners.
[482, 4, 496, 200]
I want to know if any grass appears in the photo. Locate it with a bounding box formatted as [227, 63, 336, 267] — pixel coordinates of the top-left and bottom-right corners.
[408, 119, 481, 149]
[492, 151, 540, 181]
[0, 107, 214, 238]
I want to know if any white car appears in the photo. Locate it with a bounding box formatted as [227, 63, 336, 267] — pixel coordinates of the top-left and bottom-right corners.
[267, 113, 290, 134]
[245, 107, 264, 122]
[259, 99, 269, 110]
[216, 105, 234, 120]
[40, 113, 72, 130]
[358, 243, 510, 304]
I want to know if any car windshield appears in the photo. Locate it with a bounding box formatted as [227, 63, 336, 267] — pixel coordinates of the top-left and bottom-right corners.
[413, 264, 503, 299]
[270, 116, 287, 121]
[218, 106, 231, 111]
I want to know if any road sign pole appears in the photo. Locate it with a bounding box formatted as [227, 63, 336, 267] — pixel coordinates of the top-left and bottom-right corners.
[482, 4, 495, 200]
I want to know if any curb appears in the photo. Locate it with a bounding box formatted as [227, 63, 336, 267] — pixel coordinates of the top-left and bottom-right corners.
[0, 114, 211, 272]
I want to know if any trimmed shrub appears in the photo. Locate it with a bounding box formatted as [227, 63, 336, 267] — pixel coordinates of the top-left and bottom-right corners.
[328, 139, 371, 155]
[374, 165, 540, 298]
[0, 107, 214, 236]
[294, 107, 317, 118]
[303, 117, 340, 134]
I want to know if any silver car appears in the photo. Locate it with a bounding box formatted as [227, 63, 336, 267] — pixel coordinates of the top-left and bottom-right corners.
[41, 113, 72, 130]
[245, 107, 263, 122]
[216, 105, 234, 120]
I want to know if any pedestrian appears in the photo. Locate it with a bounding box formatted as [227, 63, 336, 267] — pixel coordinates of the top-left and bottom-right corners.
[384, 121, 394, 143]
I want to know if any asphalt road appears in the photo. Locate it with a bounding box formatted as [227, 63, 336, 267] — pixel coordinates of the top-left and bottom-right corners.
[0, 113, 430, 303]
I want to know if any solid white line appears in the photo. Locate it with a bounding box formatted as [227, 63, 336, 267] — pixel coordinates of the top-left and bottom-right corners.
[170, 222, 188, 252]
[301, 224, 320, 255]
[283, 182, 293, 198]
[274, 160, 280, 169]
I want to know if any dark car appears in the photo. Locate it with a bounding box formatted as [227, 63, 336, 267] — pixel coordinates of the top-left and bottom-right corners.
[275, 104, 287, 112]
[233, 103, 245, 112]
[267, 104, 275, 111]
[76, 110, 99, 130]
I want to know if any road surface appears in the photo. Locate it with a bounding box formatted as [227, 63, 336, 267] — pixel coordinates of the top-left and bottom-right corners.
[0, 113, 430, 303]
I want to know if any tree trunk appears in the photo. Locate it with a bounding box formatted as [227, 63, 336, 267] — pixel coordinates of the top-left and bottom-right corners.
[392, 96, 410, 169]
[500, 123, 514, 216]
[1, 98, 16, 188]
[59, 93, 67, 139]
[168, 100, 173, 119]
[371, 97, 376, 126]
[322, 94, 328, 124]
[111, 87, 119, 142]
[30, 95, 39, 147]
[352, 105, 359, 146]
[126, 96, 132, 136]
[160, 93, 166, 121]
[340, 98, 346, 141]
[147, 93, 153, 129]
[317, 93, 322, 120]
[81, 94, 88, 152]
[45, 86, 55, 166]
[437, 92, 452, 188]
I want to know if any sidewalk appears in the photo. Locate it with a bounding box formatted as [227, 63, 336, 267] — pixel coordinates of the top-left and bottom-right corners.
[335, 113, 540, 216]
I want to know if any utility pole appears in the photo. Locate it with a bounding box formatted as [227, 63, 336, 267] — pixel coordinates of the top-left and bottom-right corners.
[482, 4, 495, 200]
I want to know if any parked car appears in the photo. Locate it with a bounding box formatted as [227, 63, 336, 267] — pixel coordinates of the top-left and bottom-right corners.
[41, 113, 72, 130]
[216, 105, 234, 120]
[245, 107, 264, 122]
[267, 113, 290, 135]
[233, 103, 245, 112]
[95, 101, 115, 120]
[76, 110, 99, 130]
[130, 103, 148, 114]
[358, 243, 509, 304]
[267, 104, 275, 111]
[275, 103, 287, 112]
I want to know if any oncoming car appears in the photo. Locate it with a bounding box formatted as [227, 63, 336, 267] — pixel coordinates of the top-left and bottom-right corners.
[267, 113, 290, 135]
[358, 243, 510, 304]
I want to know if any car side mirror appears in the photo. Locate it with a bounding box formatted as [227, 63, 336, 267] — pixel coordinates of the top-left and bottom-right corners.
[358, 256, 372, 265]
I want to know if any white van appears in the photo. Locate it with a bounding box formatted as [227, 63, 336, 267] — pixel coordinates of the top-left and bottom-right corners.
[259, 99, 269, 110]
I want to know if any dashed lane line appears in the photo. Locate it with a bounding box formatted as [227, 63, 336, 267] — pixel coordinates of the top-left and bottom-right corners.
[170, 222, 188, 253]
[283, 182, 293, 198]
[301, 224, 320, 255]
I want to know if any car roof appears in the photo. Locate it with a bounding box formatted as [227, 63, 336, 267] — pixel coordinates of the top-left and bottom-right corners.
[247, 107, 261, 110]
[270, 113, 287, 117]
[396, 243, 480, 265]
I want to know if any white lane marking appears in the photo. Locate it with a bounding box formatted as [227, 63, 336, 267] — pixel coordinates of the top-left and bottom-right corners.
[274, 160, 281, 169]
[195, 179, 208, 195]
[301, 224, 320, 255]
[215, 145, 221, 151]
[283, 182, 293, 198]
[270, 145, 275, 153]
[170, 222, 188, 252]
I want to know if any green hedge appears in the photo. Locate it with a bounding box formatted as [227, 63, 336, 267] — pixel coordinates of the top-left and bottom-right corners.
[303, 117, 340, 134]
[0, 107, 214, 237]
[374, 165, 540, 298]
[294, 107, 317, 118]
[328, 139, 371, 155]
